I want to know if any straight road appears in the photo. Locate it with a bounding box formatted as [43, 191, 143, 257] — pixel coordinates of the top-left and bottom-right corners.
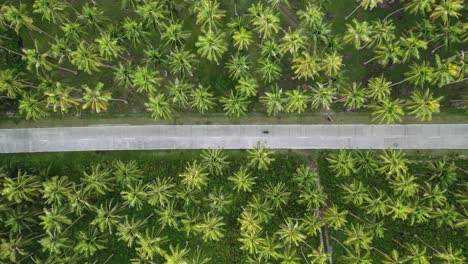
[0, 124, 467, 153]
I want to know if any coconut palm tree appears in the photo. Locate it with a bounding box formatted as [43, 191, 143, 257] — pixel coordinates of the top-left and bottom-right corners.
[434, 244, 465, 263]
[117, 215, 149, 247]
[200, 149, 230, 176]
[18, 93, 48, 120]
[190, 84, 216, 114]
[346, 0, 384, 20]
[257, 58, 282, 84]
[91, 199, 124, 234]
[260, 39, 282, 59]
[165, 244, 190, 264]
[344, 223, 374, 251]
[113, 160, 144, 187]
[364, 189, 388, 217]
[321, 51, 344, 77]
[341, 83, 366, 110]
[378, 149, 410, 178]
[235, 76, 259, 97]
[247, 144, 275, 171]
[39, 231, 71, 255]
[220, 91, 251, 118]
[342, 180, 369, 206]
[145, 93, 173, 120]
[1, 170, 41, 203]
[249, 3, 281, 39]
[276, 218, 306, 246]
[390, 174, 420, 197]
[400, 33, 428, 63]
[78, 3, 108, 31]
[39, 207, 71, 233]
[0, 234, 30, 262]
[327, 150, 356, 177]
[180, 160, 209, 190]
[136, 227, 168, 260]
[344, 19, 373, 49]
[238, 229, 265, 254]
[427, 159, 458, 187]
[22, 43, 53, 74]
[232, 27, 253, 51]
[32, 0, 68, 23]
[238, 208, 263, 235]
[403, 243, 430, 264]
[195, 213, 225, 241]
[407, 89, 443, 121]
[81, 82, 112, 113]
[74, 227, 107, 258]
[292, 51, 320, 80]
[81, 164, 114, 196]
[260, 85, 285, 116]
[155, 201, 182, 229]
[121, 182, 148, 210]
[297, 3, 324, 29]
[279, 29, 306, 56]
[147, 177, 175, 207]
[205, 187, 233, 214]
[95, 32, 124, 61]
[342, 248, 372, 264]
[195, 30, 228, 65]
[193, 0, 226, 32]
[42, 176, 73, 206]
[401, 62, 435, 88]
[404, 0, 435, 15]
[366, 75, 392, 101]
[167, 47, 198, 77]
[114, 62, 134, 88]
[370, 19, 396, 48]
[247, 194, 274, 223]
[369, 41, 403, 67]
[61, 22, 85, 42]
[432, 55, 460, 87]
[70, 42, 103, 74]
[430, 0, 463, 25]
[308, 245, 330, 264]
[132, 65, 162, 94]
[299, 186, 328, 210]
[135, 0, 168, 32]
[122, 17, 149, 46]
[228, 166, 256, 192]
[310, 83, 336, 111]
[265, 182, 291, 210]
[371, 98, 405, 124]
[161, 22, 191, 48]
[167, 78, 193, 108]
[0, 69, 27, 98]
[286, 89, 309, 114]
[4, 205, 36, 234]
[354, 150, 378, 176]
[324, 205, 348, 230]
[225, 54, 251, 80]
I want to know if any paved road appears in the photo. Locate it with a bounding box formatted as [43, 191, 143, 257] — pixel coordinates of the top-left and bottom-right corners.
[0, 124, 467, 153]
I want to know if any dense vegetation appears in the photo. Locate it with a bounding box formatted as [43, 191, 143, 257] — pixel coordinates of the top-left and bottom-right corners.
[0, 149, 466, 263]
[0, 0, 466, 122]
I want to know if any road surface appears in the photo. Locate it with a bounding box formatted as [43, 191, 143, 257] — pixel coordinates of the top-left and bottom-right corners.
[0, 124, 467, 153]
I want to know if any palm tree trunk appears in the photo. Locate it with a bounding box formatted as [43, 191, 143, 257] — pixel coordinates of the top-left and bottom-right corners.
[442, 77, 468, 87]
[300, 246, 310, 264]
[389, 78, 409, 88]
[51, 63, 78, 75]
[63, 0, 81, 15]
[110, 98, 128, 104]
[0, 45, 23, 56]
[413, 234, 440, 253]
[364, 56, 378, 65]
[345, 3, 362, 20]
[0, 96, 16, 99]
[431, 44, 445, 54]
[383, 7, 405, 21]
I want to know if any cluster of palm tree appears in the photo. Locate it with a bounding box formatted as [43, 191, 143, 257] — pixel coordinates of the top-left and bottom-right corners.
[0, 147, 466, 263]
[0, 0, 464, 121]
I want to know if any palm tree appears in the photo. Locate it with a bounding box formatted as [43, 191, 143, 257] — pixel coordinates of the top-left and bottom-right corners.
[292, 51, 320, 80]
[168, 47, 198, 77]
[194, 0, 226, 32]
[260, 85, 285, 116]
[432, 55, 460, 88]
[205, 187, 233, 214]
[1, 170, 41, 203]
[369, 41, 403, 67]
[74, 227, 107, 258]
[355, 150, 378, 176]
[32, 0, 67, 23]
[276, 218, 306, 246]
[81, 164, 114, 196]
[165, 244, 190, 264]
[81, 82, 112, 113]
[225, 54, 251, 80]
[22, 44, 53, 74]
[43, 81, 80, 113]
[136, 227, 168, 260]
[342, 180, 369, 206]
[324, 205, 348, 230]
[91, 199, 124, 233]
[167, 78, 193, 108]
[247, 144, 275, 171]
[404, 0, 435, 15]
[371, 99, 405, 124]
[228, 166, 256, 192]
[238, 209, 263, 235]
[400, 33, 428, 63]
[113, 160, 144, 187]
[378, 149, 410, 178]
[344, 223, 374, 251]
[265, 182, 290, 209]
[390, 174, 420, 198]
[321, 51, 344, 77]
[247, 194, 274, 223]
[132, 65, 162, 94]
[190, 84, 216, 113]
[114, 62, 134, 88]
[95, 32, 124, 61]
[434, 244, 465, 263]
[220, 91, 251, 118]
[180, 160, 209, 190]
[232, 27, 253, 51]
[366, 75, 392, 101]
[39, 231, 71, 255]
[260, 39, 282, 59]
[145, 93, 173, 120]
[345, 0, 384, 20]
[342, 248, 372, 264]
[70, 42, 103, 74]
[195, 213, 226, 241]
[195, 30, 228, 65]
[155, 201, 182, 229]
[279, 29, 306, 55]
[299, 186, 328, 210]
[257, 58, 282, 84]
[427, 159, 458, 187]
[146, 177, 175, 207]
[401, 62, 435, 88]
[39, 207, 72, 233]
[403, 243, 431, 264]
[78, 3, 108, 31]
[407, 89, 443, 121]
[297, 3, 324, 29]
[0, 69, 27, 98]
[161, 22, 191, 48]
[4, 205, 36, 234]
[249, 3, 281, 39]
[344, 19, 373, 49]
[117, 215, 150, 247]
[18, 93, 48, 120]
[341, 83, 366, 110]
[122, 17, 149, 46]
[121, 182, 148, 210]
[42, 176, 73, 206]
[135, 0, 168, 32]
[326, 150, 356, 177]
[310, 83, 336, 111]
[235, 76, 259, 97]
[364, 189, 388, 217]
[200, 149, 230, 176]
[430, 0, 463, 25]
[0, 234, 30, 262]
[286, 89, 309, 114]
[61, 22, 86, 42]
[238, 229, 264, 254]
[370, 19, 396, 48]
[308, 245, 330, 264]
